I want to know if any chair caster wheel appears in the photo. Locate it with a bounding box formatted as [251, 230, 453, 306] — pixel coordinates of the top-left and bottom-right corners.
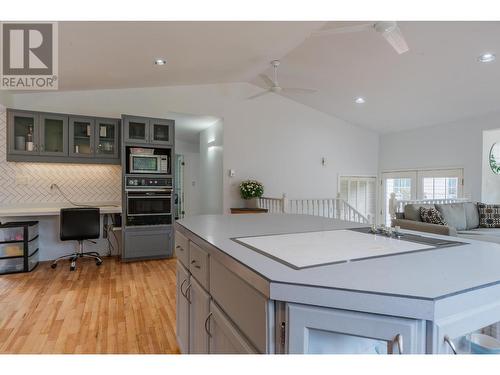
[70, 266, 76, 271]
[96, 260, 103, 266]
[51, 263, 57, 269]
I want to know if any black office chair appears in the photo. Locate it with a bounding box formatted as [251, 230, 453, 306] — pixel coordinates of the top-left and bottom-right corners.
[51, 208, 103, 271]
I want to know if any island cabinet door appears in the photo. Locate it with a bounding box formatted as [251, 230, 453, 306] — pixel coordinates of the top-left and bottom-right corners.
[208, 301, 258, 354]
[286, 303, 426, 354]
[176, 261, 190, 354]
[189, 278, 210, 354]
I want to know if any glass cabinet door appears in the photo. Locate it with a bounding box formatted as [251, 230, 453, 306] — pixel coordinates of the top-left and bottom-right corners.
[69, 117, 95, 157]
[150, 119, 173, 145]
[8, 110, 39, 155]
[124, 117, 149, 143]
[95, 118, 119, 158]
[39, 113, 68, 156]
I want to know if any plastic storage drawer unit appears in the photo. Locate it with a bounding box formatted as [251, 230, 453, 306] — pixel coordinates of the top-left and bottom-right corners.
[0, 221, 39, 275]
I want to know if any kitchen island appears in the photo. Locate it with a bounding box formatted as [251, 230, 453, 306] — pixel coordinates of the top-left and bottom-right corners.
[175, 214, 500, 354]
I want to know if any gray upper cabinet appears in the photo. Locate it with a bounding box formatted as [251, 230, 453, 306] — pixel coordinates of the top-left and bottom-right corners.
[69, 116, 95, 158]
[123, 115, 174, 145]
[6, 108, 120, 164]
[124, 116, 149, 144]
[95, 118, 119, 159]
[150, 118, 173, 145]
[286, 303, 426, 354]
[39, 113, 68, 156]
[8, 110, 40, 156]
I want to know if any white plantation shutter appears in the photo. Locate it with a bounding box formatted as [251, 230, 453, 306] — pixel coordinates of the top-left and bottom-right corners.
[339, 176, 377, 223]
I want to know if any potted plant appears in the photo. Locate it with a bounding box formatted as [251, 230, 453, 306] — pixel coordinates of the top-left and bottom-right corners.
[239, 180, 264, 209]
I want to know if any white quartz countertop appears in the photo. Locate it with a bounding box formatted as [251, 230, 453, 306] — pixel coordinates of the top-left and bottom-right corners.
[0, 201, 122, 217]
[177, 214, 500, 308]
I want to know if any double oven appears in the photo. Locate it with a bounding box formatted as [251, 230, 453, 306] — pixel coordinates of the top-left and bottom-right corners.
[125, 176, 173, 226]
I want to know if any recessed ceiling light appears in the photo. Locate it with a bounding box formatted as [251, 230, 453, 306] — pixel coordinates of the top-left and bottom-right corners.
[154, 58, 167, 66]
[478, 53, 496, 63]
[354, 97, 366, 104]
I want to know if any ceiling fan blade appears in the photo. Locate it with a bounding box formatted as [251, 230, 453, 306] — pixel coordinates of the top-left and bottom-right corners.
[259, 74, 275, 88]
[282, 88, 317, 94]
[246, 90, 271, 100]
[311, 23, 372, 37]
[381, 25, 409, 54]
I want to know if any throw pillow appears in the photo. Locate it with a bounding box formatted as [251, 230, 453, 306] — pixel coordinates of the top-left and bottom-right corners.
[478, 203, 500, 228]
[435, 203, 467, 231]
[420, 207, 447, 225]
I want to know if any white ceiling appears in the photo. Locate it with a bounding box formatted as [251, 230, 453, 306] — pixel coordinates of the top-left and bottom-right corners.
[167, 112, 219, 144]
[52, 21, 500, 133]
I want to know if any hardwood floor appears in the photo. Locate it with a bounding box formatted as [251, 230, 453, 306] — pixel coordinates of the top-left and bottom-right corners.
[0, 257, 180, 354]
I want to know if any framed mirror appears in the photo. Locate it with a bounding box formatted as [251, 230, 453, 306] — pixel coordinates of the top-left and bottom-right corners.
[490, 143, 500, 174]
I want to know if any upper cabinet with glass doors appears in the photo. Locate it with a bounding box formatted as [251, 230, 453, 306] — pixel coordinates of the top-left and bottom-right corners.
[123, 116, 173, 145]
[6, 109, 120, 164]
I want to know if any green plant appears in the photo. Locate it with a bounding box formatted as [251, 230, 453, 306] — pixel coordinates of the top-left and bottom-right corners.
[491, 154, 500, 174]
[239, 180, 264, 200]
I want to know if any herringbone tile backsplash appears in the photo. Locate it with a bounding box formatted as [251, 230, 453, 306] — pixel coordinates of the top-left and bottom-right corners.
[0, 106, 121, 205]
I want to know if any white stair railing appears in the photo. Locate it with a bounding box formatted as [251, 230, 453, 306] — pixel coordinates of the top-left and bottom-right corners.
[257, 194, 370, 224]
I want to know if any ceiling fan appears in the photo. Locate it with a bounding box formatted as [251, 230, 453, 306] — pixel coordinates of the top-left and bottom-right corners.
[312, 21, 409, 55]
[247, 60, 317, 100]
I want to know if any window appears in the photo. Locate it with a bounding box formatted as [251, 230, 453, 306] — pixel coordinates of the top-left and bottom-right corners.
[422, 177, 458, 199]
[339, 176, 377, 224]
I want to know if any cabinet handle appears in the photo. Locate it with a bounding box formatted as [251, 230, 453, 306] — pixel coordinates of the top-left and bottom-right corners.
[204, 312, 213, 337]
[176, 245, 183, 251]
[393, 334, 403, 354]
[444, 335, 457, 354]
[180, 279, 187, 298]
[185, 283, 192, 304]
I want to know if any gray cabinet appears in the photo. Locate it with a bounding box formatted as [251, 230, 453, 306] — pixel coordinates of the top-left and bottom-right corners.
[286, 303, 426, 354]
[95, 118, 119, 159]
[176, 261, 190, 354]
[122, 226, 172, 261]
[189, 277, 210, 354]
[69, 116, 95, 158]
[123, 115, 173, 145]
[8, 110, 39, 156]
[208, 301, 258, 354]
[7, 108, 120, 164]
[39, 113, 68, 156]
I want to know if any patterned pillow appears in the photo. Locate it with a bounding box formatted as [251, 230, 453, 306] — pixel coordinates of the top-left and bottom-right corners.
[478, 203, 500, 228]
[420, 207, 447, 225]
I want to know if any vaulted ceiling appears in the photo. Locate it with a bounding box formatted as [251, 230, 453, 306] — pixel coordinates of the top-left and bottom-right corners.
[48, 21, 500, 132]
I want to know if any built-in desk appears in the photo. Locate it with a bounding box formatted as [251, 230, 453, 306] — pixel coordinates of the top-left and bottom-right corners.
[0, 202, 122, 261]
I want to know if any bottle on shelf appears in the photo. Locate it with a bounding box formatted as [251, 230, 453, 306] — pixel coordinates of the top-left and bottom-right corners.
[26, 126, 34, 152]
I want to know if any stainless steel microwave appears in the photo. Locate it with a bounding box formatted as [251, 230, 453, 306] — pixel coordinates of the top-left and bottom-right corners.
[129, 154, 168, 174]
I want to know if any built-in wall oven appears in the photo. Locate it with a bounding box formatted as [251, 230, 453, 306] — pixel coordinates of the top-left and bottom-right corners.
[125, 177, 173, 226]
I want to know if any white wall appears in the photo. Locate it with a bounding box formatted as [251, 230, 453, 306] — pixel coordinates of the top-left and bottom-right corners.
[199, 120, 223, 214]
[482, 128, 500, 203]
[175, 139, 201, 216]
[379, 110, 500, 202]
[11, 82, 380, 212]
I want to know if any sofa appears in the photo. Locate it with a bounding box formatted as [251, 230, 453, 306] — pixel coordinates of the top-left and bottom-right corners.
[392, 202, 500, 244]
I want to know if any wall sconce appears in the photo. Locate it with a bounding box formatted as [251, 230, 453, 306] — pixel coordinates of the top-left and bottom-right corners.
[207, 140, 216, 148]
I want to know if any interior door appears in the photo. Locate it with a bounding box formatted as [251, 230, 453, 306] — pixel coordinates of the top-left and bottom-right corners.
[39, 113, 68, 156]
[176, 261, 190, 354]
[189, 278, 210, 354]
[381, 171, 417, 225]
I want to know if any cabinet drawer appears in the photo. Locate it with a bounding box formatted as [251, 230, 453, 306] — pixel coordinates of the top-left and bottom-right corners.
[175, 231, 189, 267]
[210, 258, 268, 353]
[189, 242, 209, 290]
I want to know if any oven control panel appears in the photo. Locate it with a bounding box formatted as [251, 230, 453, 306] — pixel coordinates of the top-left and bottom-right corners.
[126, 177, 172, 188]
